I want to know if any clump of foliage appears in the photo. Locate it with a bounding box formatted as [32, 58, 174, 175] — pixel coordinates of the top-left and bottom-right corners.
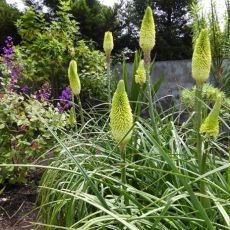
[15, 0, 107, 99]
[0, 33, 69, 184]
[34, 6, 230, 230]
[0, 92, 67, 184]
[181, 83, 227, 108]
[75, 40, 107, 99]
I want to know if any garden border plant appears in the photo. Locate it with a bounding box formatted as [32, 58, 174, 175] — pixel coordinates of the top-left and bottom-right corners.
[0, 4, 229, 230]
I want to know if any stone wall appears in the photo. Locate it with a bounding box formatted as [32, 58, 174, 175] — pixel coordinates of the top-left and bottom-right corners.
[114, 59, 195, 99]
[114, 59, 229, 99]
[151, 59, 194, 98]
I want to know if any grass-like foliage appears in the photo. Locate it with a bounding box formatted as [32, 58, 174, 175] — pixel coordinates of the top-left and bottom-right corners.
[36, 6, 230, 230]
[36, 97, 230, 229]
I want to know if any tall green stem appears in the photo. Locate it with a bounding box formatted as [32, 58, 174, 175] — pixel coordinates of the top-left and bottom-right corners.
[106, 55, 111, 106]
[77, 95, 84, 128]
[120, 145, 129, 208]
[134, 85, 143, 121]
[200, 150, 207, 193]
[195, 85, 207, 207]
[195, 85, 203, 169]
[144, 56, 159, 143]
[132, 86, 143, 165]
[72, 94, 77, 131]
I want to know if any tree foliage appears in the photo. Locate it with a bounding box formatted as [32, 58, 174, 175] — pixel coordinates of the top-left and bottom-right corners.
[0, 0, 21, 47]
[11, 0, 195, 61]
[16, 2, 79, 98]
[24, 0, 121, 50]
[119, 0, 195, 60]
[15, 1, 107, 99]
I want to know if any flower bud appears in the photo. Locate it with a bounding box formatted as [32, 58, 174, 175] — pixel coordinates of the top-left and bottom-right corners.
[110, 80, 133, 146]
[103, 31, 114, 56]
[135, 60, 146, 85]
[192, 29, 211, 86]
[139, 7, 155, 56]
[200, 94, 222, 138]
[68, 60, 81, 95]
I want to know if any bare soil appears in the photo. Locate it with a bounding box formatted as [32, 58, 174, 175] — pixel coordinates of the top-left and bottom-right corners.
[0, 169, 44, 230]
[0, 183, 39, 230]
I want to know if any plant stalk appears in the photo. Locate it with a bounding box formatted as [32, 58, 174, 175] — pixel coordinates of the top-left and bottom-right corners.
[195, 84, 207, 207]
[195, 85, 203, 169]
[134, 85, 143, 120]
[106, 55, 111, 106]
[72, 94, 77, 131]
[120, 145, 129, 209]
[144, 54, 159, 143]
[77, 94, 85, 129]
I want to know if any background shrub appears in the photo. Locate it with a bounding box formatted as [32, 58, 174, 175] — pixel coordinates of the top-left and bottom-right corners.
[14, 2, 107, 100]
[0, 92, 67, 184]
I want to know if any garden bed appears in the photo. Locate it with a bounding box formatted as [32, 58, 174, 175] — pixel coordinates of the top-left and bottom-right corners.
[0, 180, 40, 229]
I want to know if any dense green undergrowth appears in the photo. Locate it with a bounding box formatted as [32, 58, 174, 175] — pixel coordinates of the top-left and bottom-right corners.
[36, 96, 229, 229]
[34, 5, 230, 229]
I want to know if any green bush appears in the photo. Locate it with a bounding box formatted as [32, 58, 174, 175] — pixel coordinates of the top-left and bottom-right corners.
[75, 40, 107, 99]
[0, 92, 67, 184]
[14, 1, 107, 99]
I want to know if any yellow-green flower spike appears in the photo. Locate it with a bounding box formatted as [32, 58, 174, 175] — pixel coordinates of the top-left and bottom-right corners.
[139, 7, 155, 56]
[110, 80, 133, 146]
[200, 94, 222, 138]
[135, 60, 146, 85]
[68, 60, 81, 95]
[192, 28, 211, 86]
[103, 31, 114, 56]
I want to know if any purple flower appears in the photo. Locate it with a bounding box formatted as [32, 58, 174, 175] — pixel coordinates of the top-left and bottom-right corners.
[1, 36, 24, 92]
[2, 36, 14, 55]
[5, 36, 13, 43]
[3, 47, 13, 55]
[20, 85, 29, 94]
[35, 82, 52, 101]
[57, 87, 72, 113]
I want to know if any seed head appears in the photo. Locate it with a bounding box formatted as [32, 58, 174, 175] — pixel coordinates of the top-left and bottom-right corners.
[68, 60, 81, 95]
[135, 60, 146, 85]
[200, 94, 222, 138]
[139, 7, 156, 57]
[110, 80, 133, 146]
[192, 29, 211, 86]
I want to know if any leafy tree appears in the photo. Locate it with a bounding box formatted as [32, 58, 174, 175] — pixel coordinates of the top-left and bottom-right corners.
[23, 0, 194, 61]
[16, 1, 79, 98]
[0, 0, 21, 46]
[24, 0, 122, 50]
[15, 1, 107, 99]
